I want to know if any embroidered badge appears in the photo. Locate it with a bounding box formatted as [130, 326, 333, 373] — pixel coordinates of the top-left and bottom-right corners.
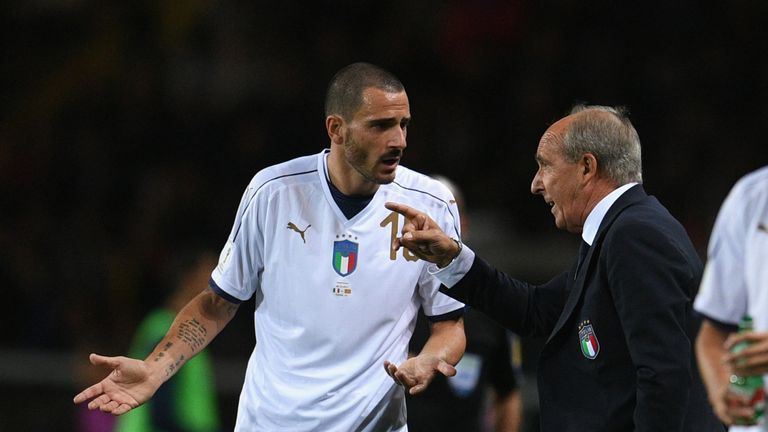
[578, 319, 600, 360]
[332, 235, 359, 277]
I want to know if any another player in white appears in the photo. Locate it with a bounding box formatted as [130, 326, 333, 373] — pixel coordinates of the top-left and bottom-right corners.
[74, 62, 466, 431]
[695, 165, 768, 430]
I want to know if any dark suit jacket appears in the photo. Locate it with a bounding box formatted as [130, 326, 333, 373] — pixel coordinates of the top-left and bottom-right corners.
[442, 185, 723, 432]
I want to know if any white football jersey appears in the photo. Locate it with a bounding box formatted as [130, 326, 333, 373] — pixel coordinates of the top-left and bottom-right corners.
[694, 166, 768, 432]
[211, 149, 464, 431]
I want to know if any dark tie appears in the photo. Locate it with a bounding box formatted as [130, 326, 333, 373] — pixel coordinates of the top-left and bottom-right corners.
[574, 240, 590, 280]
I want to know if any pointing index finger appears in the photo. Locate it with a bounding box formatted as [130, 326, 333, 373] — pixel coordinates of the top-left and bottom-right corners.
[385, 202, 420, 218]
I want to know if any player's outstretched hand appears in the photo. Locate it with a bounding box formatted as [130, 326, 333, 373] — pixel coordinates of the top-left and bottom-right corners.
[384, 202, 460, 268]
[383, 355, 457, 395]
[73, 353, 159, 415]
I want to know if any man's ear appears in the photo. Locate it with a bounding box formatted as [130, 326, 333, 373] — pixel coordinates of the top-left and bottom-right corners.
[326, 115, 345, 145]
[582, 153, 598, 179]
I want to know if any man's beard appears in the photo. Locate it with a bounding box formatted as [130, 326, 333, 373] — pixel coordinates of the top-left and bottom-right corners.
[343, 137, 401, 186]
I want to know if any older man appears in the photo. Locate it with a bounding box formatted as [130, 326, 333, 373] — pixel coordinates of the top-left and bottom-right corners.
[386, 105, 723, 431]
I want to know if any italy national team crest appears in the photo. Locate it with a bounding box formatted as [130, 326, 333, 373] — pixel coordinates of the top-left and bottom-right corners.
[332, 237, 358, 277]
[578, 320, 600, 360]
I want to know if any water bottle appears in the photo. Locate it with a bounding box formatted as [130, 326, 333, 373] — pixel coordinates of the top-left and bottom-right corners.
[729, 315, 766, 425]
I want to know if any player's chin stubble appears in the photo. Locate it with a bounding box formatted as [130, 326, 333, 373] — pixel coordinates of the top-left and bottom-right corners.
[344, 142, 394, 186]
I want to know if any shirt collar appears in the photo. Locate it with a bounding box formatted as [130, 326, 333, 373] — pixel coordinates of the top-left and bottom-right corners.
[582, 182, 638, 245]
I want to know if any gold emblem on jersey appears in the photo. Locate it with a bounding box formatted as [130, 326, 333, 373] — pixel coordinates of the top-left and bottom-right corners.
[380, 211, 419, 262]
[287, 222, 311, 243]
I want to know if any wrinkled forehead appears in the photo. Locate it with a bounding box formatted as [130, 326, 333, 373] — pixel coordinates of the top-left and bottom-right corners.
[536, 116, 573, 157]
[545, 115, 572, 140]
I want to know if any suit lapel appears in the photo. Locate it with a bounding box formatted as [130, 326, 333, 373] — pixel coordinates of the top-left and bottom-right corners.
[546, 244, 595, 344]
[545, 185, 647, 345]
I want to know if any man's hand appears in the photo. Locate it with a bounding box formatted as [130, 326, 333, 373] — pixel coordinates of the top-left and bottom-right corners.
[73, 353, 160, 415]
[383, 354, 457, 395]
[384, 202, 460, 268]
[707, 380, 761, 425]
[725, 331, 768, 376]
[696, 320, 764, 425]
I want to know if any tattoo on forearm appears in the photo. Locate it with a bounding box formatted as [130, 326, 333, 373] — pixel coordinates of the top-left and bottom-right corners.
[164, 355, 186, 377]
[153, 342, 174, 362]
[177, 318, 208, 352]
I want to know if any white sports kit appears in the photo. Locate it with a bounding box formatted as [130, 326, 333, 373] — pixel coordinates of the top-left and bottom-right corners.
[211, 150, 464, 431]
[694, 166, 768, 432]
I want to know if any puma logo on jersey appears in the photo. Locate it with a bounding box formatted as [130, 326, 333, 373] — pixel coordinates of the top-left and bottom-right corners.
[287, 222, 311, 243]
[759, 223, 768, 233]
[449, 199, 457, 204]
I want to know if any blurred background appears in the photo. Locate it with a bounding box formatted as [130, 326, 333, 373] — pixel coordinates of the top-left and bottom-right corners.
[2, 0, 767, 430]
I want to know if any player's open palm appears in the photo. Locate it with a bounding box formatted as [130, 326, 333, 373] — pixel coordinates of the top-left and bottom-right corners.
[384, 354, 456, 395]
[73, 353, 158, 415]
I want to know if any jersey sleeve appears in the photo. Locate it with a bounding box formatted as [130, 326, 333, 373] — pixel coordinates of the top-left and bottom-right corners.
[418, 191, 465, 317]
[210, 181, 265, 302]
[693, 180, 749, 325]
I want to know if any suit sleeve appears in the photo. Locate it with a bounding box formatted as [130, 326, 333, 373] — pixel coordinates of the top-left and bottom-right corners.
[440, 254, 568, 337]
[604, 221, 697, 432]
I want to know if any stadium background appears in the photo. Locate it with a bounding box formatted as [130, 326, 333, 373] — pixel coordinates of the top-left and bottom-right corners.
[2, 1, 767, 430]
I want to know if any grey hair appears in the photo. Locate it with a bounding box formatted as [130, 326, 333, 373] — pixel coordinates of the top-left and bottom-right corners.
[563, 104, 643, 184]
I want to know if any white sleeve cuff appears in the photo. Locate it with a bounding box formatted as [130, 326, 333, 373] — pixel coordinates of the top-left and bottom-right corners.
[428, 245, 475, 288]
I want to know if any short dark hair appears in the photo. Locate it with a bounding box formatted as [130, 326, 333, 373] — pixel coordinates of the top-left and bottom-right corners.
[324, 62, 405, 120]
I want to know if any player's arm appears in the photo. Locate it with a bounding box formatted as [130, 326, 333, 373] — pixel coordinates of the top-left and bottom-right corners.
[385, 313, 466, 395]
[420, 313, 466, 369]
[696, 319, 731, 423]
[73, 286, 239, 415]
[144, 285, 238, 382]
[696, 318, 756, 425]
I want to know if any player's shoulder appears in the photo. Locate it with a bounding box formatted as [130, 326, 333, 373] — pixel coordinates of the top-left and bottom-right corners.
[390, 165, 455, 208]
[715, 165, 768, 221]
[731, 166, 768, 201]
[246, 152, 320, 194]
